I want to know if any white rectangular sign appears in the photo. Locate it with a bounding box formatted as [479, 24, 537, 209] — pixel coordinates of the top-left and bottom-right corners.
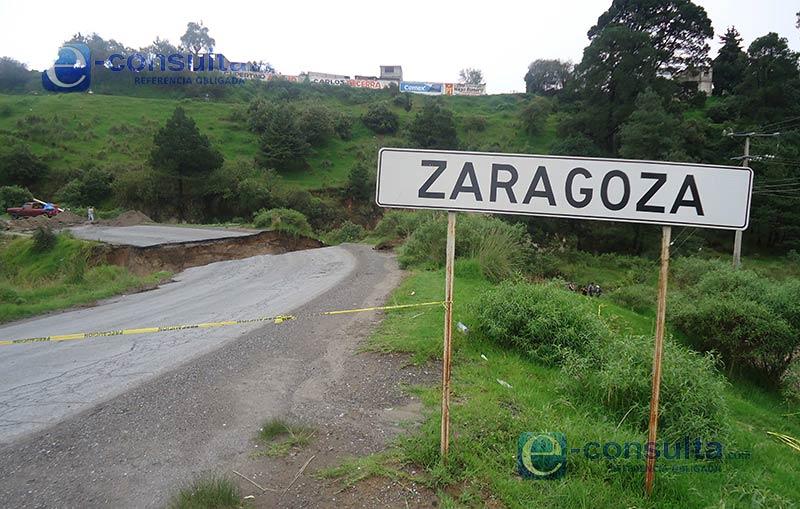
[376, 148, 753, 230]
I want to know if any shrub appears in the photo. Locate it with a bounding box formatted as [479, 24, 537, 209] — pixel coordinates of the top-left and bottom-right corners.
[408, 101, 458, 149]
[362, 102, 399, 134]
[276, 189, 342, 230]
[0, 185, 33, 210]
[472, 281, 611, 365]
[31, 226, 56, 253]
[519, 96, 552, 135]
[252, 208, 313, 237]
[56, 168, 114, 207]
[398, 213, 529, 281]
[463, 115, 487, 132]
[562, 334, 730, 441]
[609, 283, 654, 313]
[249, 101, 310, 170]
[296, 103, 335, 146]
[324, 221, 365, 244]
[373, 210, 434, 242]
[670, 257, 727, 288]
[392, 93, 412, 111]
[671, 266, 800, 386]
[782, 360, 800, 406]
[334, 114, 353, 140]
[0, 144, 49, 188]
[344, 162, 372, 202]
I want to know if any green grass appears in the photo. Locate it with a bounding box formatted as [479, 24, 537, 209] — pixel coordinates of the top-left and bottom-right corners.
[362, 260, 800, 508]
[0, 91, 554, 194]
[0, 233, 169, 324]
[256, 418, 315, 457]
[167, 477, 240, 509]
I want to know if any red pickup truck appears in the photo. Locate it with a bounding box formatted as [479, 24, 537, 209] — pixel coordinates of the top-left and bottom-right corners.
[6, 202, 61, 219]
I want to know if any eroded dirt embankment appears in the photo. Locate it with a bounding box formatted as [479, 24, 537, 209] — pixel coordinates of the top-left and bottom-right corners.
[92, 231, 324, 275]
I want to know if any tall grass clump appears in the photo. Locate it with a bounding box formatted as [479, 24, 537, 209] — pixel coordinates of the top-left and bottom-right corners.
[167, 477, 240, 509]
[562, 334, 730, 441]
[471, 281, 610, 365]
[398, 213, 530, 282]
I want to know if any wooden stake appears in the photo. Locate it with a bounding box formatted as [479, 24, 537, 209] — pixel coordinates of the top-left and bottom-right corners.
[645, 225, 671, 495]
[440, 211, 456, 460]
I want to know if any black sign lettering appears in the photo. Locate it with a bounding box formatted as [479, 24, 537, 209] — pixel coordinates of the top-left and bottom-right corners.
[490, 164, 518, 203]
[450, 162, 483, 201]
[601, 170, 631, 211]
[636, 172, 667, 213]
[522, 166, 556, 205]
[418, 160, 447, 199]
[565, 167, 593, 208]
[670, 175, 704, 216]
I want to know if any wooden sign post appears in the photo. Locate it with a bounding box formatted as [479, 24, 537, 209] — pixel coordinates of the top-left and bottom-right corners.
[376, 148, 753, 473]
[645, 226, 671, 495]
[440, 211, 456, 460]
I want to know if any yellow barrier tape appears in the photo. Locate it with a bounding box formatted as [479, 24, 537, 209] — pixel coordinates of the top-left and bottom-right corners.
[0, 301, 444, 347]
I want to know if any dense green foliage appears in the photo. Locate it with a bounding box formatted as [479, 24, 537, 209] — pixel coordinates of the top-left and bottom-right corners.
[252, 207, 313, 237]
[472, 281, 611, 365]
[562, 333, 730, 441]
[0, 185, 32, 210]
[361, 102, 399, 135]
[671, 264, 800, 386]
[407, 101, 458, 149]
[398, 213, 529, 281]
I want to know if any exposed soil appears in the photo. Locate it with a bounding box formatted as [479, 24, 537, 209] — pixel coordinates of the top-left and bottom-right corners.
[93, 230, 324, 275]
[102, 210, 154, 227]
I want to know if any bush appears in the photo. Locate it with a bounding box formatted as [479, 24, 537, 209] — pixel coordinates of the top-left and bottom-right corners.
[408, 101, 458, 149]
[252, 208, 313, 237]
[670, 257, 727, 288]
[671, 266, 800, 386]
[324, 221, 365, 244]
[296, 103, 335, 146]
[373, 210, 434, 243]
[392, 93, 412, 112]
[398, 213, 529, 281]
[275, 189, 342, 230]
[519, 96, 552, 135]
[562, 334, 729, 441]
[609, 283, 654, 313]
[361, 102, 399, 134]
[472, 281, 611, 365]
[334, 114, 353, 140]
[0, 144, 49, 188]
[782, 360, 800, 406]
[31, 226, 56, 253]
[248, 101, 310, 170]
[56, 168, 114, 207]
[0, 185, 32, 210]
[463, 115, 487, 132]
[344, 162, 372, 202]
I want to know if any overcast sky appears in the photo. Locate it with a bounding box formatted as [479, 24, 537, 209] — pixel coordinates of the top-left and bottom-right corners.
[1, 0, 797, 93]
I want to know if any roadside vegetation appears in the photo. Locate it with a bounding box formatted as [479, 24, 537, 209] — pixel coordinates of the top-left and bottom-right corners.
[0, 230, 169, 323]
[256, 418, 316, 458]
[354, 227, 800, 507]
[166, 477, 240, 509]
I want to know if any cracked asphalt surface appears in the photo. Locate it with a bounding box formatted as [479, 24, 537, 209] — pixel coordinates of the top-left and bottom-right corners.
[0, 246, 355, 445]
[68, 225, 257, 247]
[0, 244, 425, 508]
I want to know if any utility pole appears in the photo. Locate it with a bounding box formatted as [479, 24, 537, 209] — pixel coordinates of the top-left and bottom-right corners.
[726, 131, 780, 269]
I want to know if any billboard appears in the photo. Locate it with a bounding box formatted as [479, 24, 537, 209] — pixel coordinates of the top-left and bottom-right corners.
[399, 81, 445, 95]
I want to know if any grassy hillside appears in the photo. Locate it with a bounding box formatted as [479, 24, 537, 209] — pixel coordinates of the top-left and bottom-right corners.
[0, 91, 555, 195]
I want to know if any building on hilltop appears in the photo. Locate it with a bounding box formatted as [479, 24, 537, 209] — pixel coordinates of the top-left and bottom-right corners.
[674, 67, 713, 95]
[380, 65, 403, 81]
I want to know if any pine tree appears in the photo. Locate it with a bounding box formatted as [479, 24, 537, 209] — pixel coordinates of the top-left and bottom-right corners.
[712, 27, 746, 95]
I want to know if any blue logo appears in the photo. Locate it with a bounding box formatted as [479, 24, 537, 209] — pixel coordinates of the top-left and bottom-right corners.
[517, 432, 567, 479]
[42, 43, 92, 92]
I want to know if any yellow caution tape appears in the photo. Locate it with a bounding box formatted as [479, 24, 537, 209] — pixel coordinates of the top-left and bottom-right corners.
[0, 301, 444, 347]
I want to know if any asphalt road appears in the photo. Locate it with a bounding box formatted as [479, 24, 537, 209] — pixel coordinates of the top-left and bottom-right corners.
[69, 225, 257, 246]
[0, 246, 355, 444]
[0, 244, 409, 508]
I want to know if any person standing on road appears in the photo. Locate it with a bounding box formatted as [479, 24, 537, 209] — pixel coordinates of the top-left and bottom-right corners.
[87, 206, 95, 223]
